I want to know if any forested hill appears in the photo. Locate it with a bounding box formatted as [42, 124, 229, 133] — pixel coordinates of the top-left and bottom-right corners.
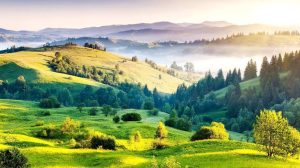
[167, 50, 300, 133]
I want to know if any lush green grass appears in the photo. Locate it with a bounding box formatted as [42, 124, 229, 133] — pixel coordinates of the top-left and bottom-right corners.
[0, 99, 300, 167]
[0, 46, 191, 93]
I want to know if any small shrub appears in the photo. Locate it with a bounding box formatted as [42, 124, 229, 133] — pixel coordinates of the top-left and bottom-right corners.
[132, 56, 138, 62]
[35, 120, 44, 126]
[148, 109, 159, 116]
[91, 135, 116, 150]
[39, 97, 60, 108]
[69, 138, 77, 148]
[163, 156, 181, 168]
[152, 139, 168, 149]
[89, 107, 98, 116]
[36, 110, 51, 116]
[36, 124, 61, 139]
[130, 131, 142, 143]
[113, 116, 120, 123]
[121, 113, 142, 121]
[0, 148, 30, 168]
[42, 111, 51, 116]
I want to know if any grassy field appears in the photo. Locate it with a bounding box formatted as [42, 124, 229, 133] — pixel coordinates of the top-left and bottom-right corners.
[0, 99, 299, 167]
[0, 46, 192, 93]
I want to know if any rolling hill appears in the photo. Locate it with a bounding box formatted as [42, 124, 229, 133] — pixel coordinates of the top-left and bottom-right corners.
[0, 99, 299, 167]
[0, 45, 190, 93]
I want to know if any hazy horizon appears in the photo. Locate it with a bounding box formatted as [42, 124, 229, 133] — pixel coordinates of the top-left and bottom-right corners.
[2, 0, 300, 31]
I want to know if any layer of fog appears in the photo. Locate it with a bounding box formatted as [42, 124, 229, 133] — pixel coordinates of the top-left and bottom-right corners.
[109, 45, 300, 75]
[0, 42, 44, 50]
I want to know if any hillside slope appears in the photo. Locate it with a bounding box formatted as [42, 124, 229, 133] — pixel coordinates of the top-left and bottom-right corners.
[0, 99, 299, 167]
[0, 45, 189, 93]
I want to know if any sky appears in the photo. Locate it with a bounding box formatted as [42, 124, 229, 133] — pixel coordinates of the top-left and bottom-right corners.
[1, 0, 300, 30]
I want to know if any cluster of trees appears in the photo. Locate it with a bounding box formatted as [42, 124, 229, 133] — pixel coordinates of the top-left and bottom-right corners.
[165, 68, 241, 131]
[83, 42, 106, 51]
[223, 51, 300, 132]
[170, 61, 183, 71]
[272, 98, 300, 129]
[274, 31, 300, 36]
[243, 59, 257, 81]
[0, 46, 31, 54]
[145, 59, 176, 77]
[49, 52, 119, 85]
[165, 50, 300, 133]
[0, 74, 167, 114]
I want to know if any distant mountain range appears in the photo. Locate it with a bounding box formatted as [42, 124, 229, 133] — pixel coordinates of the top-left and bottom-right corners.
[0, 21, 299, 46]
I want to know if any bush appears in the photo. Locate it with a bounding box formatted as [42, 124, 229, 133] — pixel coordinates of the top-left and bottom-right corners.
[61, 117, 81, 136]
[191, 122, 229, 141]
[152, 139, 168, 149]
[148, 109, 159, 116]
[113, 116, 120, 123]
[0, 148, 30, 168]
[89, 107, 98, 116]
[39, 97, 60, 108]
[91, 135, 116, 150]
[36, 124, 61, 139]
[35, 120, 44, 126]
[121, 113, 142, 121]
[42, 111, 51, 116]
[163, 156, 181, 168]
[144, 100, 154, 110]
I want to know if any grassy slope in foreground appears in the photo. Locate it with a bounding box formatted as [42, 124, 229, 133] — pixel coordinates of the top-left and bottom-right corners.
[0, 99, 299, 167]
[0, 46, 190, 93]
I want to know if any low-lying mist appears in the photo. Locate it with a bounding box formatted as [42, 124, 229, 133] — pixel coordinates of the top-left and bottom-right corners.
[109, 44, 300, 75]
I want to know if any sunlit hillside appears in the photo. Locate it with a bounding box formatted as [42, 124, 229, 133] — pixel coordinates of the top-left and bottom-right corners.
[0, 45, 190, 93]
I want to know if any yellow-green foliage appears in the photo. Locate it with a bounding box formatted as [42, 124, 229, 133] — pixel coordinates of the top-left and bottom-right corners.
[191, 122, 229, 141]
[155, 122, 168, 140]
[0, 46, 190, 93]
[254, 110, 300, 157]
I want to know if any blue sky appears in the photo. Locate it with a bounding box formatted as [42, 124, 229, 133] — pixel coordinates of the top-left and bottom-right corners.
[1, 0, 300, 30]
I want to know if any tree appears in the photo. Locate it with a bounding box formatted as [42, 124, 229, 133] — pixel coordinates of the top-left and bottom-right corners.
[184, 62, 194, 72]
[170, 61, 183, 71]
[132, 56, 138, 62]
[0, 148, 30, 168]
[77, 103, 84, 113]
[102, 105, 112, 117]
[131, 131, 142, 142]
[244, 59, 257, 80]
[58, 88, 73, 106]
[143, 98, 154, 110]
[55, 52, 62, 61]
[155, 122, 168, 140]
[253, 110, 300, 157]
